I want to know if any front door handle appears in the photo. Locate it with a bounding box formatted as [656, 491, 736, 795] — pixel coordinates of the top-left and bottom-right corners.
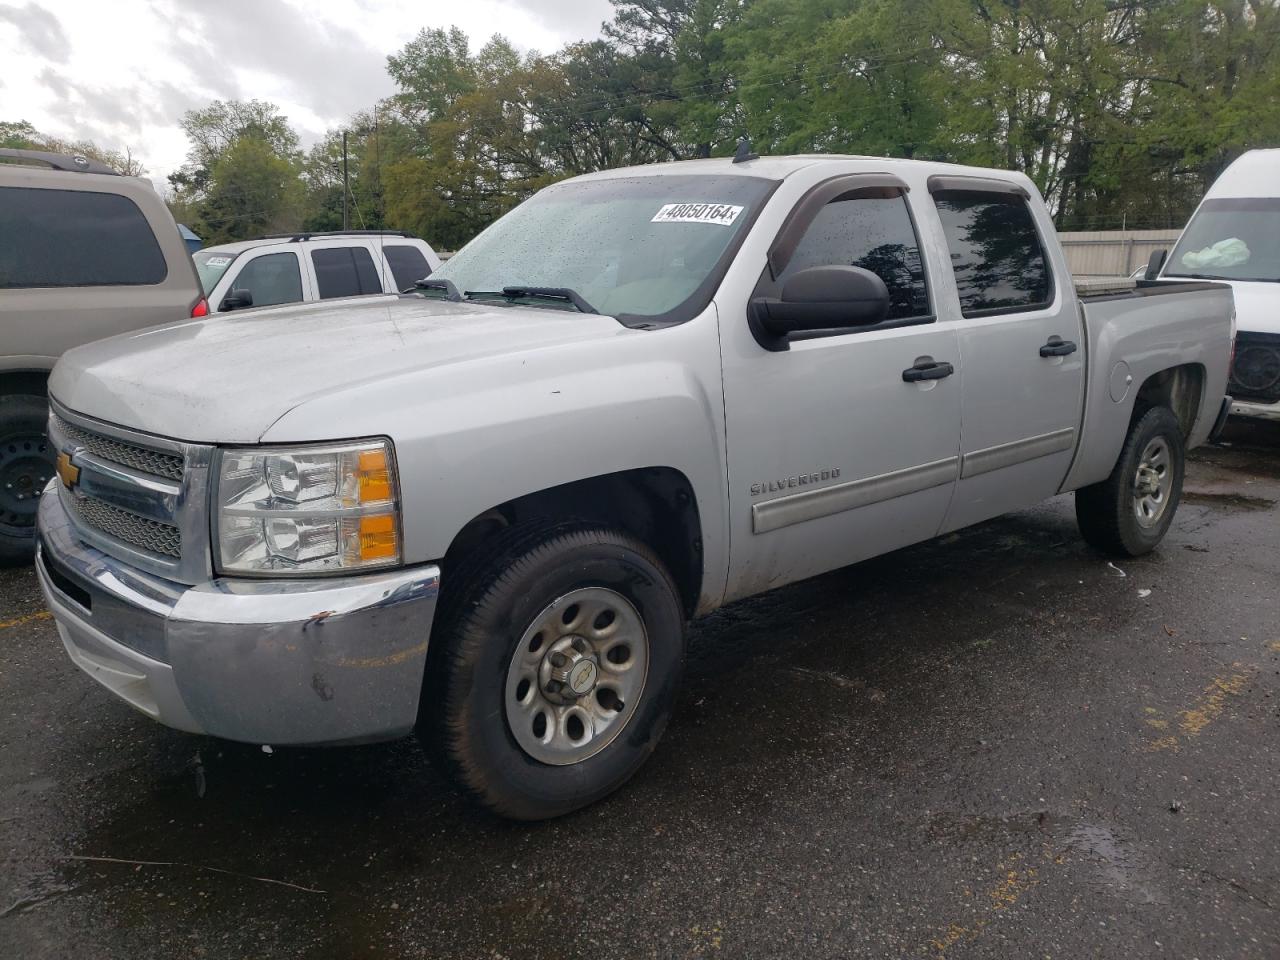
[902, 360, 955, 383]
[1040, 336, 1078, 358]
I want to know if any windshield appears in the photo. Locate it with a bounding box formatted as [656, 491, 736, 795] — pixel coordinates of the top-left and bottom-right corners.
[1166, 198, 1280, 282]
[432, 174, 776, 319]
[193, 249, 240, 294]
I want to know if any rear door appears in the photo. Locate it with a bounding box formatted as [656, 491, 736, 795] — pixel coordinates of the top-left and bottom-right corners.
[927, 177, 1085, 532]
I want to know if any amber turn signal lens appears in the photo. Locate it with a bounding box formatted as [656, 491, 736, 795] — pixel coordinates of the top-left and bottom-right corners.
[359, 514, 398, 561]
[357, 449, 392, 503]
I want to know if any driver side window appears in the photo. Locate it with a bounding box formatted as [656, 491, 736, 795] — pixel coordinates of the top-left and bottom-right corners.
[230, 253, 303, 308]
[781, 193, 930, 320]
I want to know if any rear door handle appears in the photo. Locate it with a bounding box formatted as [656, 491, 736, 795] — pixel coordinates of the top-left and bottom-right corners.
[902, 360, 955, 383]
[1040, 336, 1078, 358]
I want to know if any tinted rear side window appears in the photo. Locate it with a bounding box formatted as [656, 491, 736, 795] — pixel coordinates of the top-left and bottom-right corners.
[0, 186, 167, 288]
[933, 190, 1051, 316]
[311, 246, 382, 299]
[383, 244, 431, 290]
[780, 193, 930, 320]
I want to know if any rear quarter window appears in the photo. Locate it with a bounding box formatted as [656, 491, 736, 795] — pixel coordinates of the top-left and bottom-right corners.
[383, 244, 432, 290]
[0, 186, 168, 288]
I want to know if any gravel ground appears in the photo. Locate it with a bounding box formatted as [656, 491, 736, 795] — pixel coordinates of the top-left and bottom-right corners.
[2, 419, 1278, 959]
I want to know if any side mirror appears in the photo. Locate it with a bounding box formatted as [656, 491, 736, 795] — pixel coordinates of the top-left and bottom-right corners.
[220, 288, 253, 311]
[750, 265, 889, 351]
[1143, 249, 1167, 282]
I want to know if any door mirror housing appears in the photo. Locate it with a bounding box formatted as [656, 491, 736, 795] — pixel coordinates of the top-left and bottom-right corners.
[220, 288, 254, 311]
[750, 265, 890, 350]
[1143, 249, 1167, 282]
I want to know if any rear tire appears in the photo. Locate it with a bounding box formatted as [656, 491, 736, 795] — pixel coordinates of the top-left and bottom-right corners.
[422, 521, 686, 820]
[0, 395, 54, 567]
[1075, 406, 1185, 557]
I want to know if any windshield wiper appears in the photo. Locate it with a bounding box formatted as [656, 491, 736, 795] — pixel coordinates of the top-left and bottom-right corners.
[411, 278, 464, 301]
[466, 286, 597, 314]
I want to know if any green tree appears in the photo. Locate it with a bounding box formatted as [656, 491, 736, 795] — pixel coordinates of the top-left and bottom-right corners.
[0, 119, 146, 175]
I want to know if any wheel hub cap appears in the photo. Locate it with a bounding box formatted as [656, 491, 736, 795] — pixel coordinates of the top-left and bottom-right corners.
[504, 586, 650, 766]
[1132, 436, 1173, 528]
[539, 636, 599, 701]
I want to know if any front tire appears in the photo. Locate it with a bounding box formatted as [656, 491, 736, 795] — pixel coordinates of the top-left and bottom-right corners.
[1075, 406, 1185, 557]
[423, 523, 686, 820]
[0, 395, 55, 567]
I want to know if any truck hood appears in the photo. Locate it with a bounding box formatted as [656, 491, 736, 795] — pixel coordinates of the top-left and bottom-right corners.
[50, 296, 634, 443]
[1228, 281, 1280, 336]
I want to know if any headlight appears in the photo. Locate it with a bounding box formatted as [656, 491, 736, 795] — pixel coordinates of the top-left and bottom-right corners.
[215, 439, 401, 576]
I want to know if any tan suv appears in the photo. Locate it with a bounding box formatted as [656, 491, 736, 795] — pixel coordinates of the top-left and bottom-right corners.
[0, 148, 204, 564]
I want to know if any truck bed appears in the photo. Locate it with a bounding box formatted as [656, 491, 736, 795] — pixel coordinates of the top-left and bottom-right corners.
[1060, 280, 1234, 493]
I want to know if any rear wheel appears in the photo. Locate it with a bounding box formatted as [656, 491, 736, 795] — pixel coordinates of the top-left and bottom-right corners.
[1075, 405, 1185, 557]
[423, 522, 686, 820]
[0, 395, 55, 567]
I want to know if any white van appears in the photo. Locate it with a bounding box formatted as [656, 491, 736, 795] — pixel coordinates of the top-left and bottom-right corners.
[1159, 149, 1280, 422]
[193, 231, 442, 314]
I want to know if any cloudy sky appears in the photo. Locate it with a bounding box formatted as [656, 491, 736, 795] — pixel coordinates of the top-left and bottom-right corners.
[0, 0, 611, 188]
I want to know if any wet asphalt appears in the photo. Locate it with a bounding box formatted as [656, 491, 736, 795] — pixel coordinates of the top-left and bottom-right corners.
[2, 420, 1279, 960]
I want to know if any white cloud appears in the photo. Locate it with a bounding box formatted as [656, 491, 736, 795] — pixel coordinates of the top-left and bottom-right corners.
[0, 0, 611, 188]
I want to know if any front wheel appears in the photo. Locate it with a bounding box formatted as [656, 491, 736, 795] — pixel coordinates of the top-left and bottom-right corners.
[1075, 405, 1185, 557]
[0, 394, 55, 567]
[423, 523, 686, 820]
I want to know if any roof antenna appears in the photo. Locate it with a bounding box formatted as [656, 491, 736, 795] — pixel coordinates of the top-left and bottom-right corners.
[732, 137, 759, 164]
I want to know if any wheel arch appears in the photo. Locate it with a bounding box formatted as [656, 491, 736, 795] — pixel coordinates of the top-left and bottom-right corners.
[0, 370, 50, 398]
[1131, 362, 1206, 439]
[440, 467, 705, 619]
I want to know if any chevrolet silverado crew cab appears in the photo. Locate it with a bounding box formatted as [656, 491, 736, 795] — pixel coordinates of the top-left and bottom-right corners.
[37, 154, 1234, 820]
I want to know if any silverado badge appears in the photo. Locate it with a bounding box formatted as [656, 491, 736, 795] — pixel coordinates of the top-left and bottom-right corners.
[56, 451, 80, 490]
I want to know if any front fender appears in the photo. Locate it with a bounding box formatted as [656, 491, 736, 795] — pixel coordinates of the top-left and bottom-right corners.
[262, 310, 731, 608]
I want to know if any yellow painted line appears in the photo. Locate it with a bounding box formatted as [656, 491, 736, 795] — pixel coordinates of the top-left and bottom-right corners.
[1147, 665, 1255, 751]
[1269, 640, 1280, 653]
[0, 610, 52, 631]
[929, 851, 1044, 956]
[1179, 673, 1251, 737]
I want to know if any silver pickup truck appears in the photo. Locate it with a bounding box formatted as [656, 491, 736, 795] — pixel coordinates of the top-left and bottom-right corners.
[36, 155, 1234, 819]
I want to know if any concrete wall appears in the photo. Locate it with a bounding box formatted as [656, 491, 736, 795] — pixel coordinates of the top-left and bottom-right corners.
[1058, 229, 1182, 277]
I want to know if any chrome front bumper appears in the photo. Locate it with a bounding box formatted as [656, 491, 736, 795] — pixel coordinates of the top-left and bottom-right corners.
[36, 482, 441, 745]
[1231, 398, 1280, 422]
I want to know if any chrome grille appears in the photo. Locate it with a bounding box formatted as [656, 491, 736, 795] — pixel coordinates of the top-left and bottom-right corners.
[51, 413, 184, 480]
[66, 491, 182, 558]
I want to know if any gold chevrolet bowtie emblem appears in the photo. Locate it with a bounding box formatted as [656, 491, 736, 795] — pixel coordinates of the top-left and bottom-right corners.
[56, 451, 80, 489]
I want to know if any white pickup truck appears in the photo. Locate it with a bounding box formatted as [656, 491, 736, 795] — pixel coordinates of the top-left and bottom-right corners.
[37, 154, 1233, 819]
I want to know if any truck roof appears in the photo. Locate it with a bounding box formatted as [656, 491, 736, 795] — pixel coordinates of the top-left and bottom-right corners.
[1206, 148, 1280, 199]
[566, 153, 1038, 188]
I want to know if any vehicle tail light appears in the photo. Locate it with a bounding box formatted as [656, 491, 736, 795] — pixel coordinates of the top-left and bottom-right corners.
[191, 298, 209, 318]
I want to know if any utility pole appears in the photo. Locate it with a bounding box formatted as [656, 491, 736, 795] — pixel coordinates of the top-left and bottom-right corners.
[342, 130, 349, 231]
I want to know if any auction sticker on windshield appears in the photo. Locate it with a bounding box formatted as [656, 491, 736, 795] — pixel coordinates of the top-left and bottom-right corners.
[652, 203, 744, 226]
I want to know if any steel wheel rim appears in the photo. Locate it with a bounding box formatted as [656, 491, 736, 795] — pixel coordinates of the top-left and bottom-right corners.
[504, 586, 650, 766]
[1132, 436, 1173, 528]
[0, 432, 53, 537]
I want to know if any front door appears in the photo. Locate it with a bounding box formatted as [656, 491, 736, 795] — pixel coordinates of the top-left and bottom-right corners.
[927, 182, 1086, 532]
[719, 179, 963, 602]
